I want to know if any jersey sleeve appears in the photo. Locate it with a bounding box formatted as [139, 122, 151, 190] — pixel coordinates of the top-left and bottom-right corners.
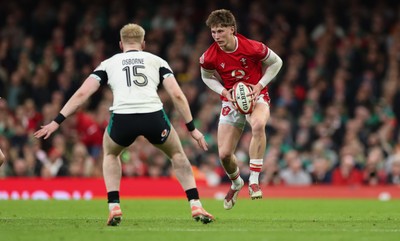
[249, 39, 269, 62]
[159, 58, 174, 83]
[90, 60, 108, 86]
[199, 51, 215, 71]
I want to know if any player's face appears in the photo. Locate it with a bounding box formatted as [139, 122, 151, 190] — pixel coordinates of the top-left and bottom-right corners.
[210, 25, 235, 50]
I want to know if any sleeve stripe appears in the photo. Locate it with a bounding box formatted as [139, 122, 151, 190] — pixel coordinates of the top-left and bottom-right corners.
[92, 70, 108, 86]
[261, 48, 271, 61]
[159, 67, 173, 84]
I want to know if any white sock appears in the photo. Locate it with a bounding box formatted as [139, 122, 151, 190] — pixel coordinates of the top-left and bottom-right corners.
[249, 159, 263, 184]
[108, 203, 120, 211]
[190, 199, 202, 208]
[231, 176, 243, 190]
[249, 170, 260, 185]
[227, 167, 242, 189]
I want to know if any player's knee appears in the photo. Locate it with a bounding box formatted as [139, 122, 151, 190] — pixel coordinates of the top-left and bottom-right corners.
[219, 150, 233, 163]
[171, 152, 188, 165]
[250, 118, 266, 136]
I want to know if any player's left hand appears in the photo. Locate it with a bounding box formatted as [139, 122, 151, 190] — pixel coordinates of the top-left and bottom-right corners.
[190, 129, 208, 151]
[33, 121, 60, 140]
[247, 83, 262, 102]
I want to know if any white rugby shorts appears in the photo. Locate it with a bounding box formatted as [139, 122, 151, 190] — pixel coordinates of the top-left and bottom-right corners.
[219, 94, 270, 129]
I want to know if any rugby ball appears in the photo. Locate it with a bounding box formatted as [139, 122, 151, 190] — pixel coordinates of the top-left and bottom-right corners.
[232, 82, 255, 114]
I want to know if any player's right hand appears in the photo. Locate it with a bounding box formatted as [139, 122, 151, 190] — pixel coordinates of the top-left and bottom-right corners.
[190, 129, 208, 151]
[33, 121, 60, 140]
[222, 88, 237, 109]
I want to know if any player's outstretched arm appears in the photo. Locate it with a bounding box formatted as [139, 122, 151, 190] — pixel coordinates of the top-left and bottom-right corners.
[162, 76, 208, 151]
[34, 77, 101, 139]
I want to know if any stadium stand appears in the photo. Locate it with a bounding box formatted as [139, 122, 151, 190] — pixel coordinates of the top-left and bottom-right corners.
[0, 0, 400, 187]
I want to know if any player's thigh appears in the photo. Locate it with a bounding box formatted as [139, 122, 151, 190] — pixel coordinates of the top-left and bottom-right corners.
[154, 126, 184, 159]
[247, 96, 270, 126]
[103, 131, 125, 156]
[217, 123, 243, 156]
[218, 101, 246, 155]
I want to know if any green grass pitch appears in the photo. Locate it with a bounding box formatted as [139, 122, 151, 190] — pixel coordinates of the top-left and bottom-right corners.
[0, 198, 399, 241]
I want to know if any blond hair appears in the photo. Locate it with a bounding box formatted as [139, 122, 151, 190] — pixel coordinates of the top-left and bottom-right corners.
[120, 23, 145, 44]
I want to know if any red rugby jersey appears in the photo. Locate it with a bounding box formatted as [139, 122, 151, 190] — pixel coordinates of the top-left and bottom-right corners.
[200, 34, 270, 98]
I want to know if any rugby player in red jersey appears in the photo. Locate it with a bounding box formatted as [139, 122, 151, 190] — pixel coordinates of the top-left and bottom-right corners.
[200, 9, 283, 209]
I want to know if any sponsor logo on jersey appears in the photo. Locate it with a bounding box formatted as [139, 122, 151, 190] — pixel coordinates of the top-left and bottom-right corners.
[231, 69, 245, 79]
[222, 106, 231, 116]
[220, 62, 225, 69]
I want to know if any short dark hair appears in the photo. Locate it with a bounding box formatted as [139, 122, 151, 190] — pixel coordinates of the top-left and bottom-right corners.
[206, 9, 237, 33]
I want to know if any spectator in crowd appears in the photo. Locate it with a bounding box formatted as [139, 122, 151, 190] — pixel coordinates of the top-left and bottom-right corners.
[68, 142, 96, 177]
[40, 147, 69, 178]
[385, 143, 400, 185]
[260, 148, 282, 186]
[280, 150, 312, 186]
[362, 147, 387, 185]
[310, 157, 332, 184]
[331, 149, 363, 186]
[11, 157, 29, 176]
[386, 155, 400, 185]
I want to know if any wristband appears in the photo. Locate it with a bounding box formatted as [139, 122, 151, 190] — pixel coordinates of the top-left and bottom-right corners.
[54, 113, 66, 125]
[185, 120, 195, 132]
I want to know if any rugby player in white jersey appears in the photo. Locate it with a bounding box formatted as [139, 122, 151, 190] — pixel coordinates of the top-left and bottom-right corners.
[34, 23, 214, 225]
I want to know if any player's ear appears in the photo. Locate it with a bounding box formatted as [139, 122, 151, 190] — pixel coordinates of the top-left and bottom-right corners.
[231, 26, 235, 34]
[141, 41, 146, 50]
[119, 41, 123, 51]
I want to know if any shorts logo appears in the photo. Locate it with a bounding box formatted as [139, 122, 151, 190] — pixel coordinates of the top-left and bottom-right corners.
[161, 129, 168, 138]
[222, 106, 231, 116]
[161, 129, 169, 142]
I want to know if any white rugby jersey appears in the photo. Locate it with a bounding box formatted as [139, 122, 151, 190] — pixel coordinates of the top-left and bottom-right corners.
[90, 50, 173, 113]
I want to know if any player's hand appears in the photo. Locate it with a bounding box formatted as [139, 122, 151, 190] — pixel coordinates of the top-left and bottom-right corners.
[247, 83, 262, 102]
[33, 121, 60, 140]
[190, 129, 208, 151]
[221, 88, 237, 110]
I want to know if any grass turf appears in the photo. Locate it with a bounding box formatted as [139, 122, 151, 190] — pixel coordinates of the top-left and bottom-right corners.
[0, 198, 399, 241]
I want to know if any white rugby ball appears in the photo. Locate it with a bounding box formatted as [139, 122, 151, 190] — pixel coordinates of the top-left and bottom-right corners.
[232, 82, 255, 114]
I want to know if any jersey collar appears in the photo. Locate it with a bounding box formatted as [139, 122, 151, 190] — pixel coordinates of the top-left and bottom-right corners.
[220, 36, 238, 53]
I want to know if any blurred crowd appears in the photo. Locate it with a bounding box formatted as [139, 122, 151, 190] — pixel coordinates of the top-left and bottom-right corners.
[1, 0, 400, 186]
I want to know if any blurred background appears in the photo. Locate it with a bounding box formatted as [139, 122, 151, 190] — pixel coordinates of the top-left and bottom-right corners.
[0, 0, 400, 187]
